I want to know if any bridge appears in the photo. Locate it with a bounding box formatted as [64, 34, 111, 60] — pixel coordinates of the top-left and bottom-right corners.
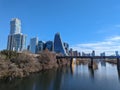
[56, 56, 120, 59]
[56, 56, 120, 69]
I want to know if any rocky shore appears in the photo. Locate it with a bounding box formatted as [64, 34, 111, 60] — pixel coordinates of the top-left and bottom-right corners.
[0, 50, 70, 80]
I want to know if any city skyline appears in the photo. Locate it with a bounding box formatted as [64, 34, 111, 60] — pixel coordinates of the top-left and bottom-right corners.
[1, 0, 120, 55]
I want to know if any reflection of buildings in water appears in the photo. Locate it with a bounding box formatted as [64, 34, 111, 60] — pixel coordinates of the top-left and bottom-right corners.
[73, 58, 76, 64]
[95, 59, 100, 63]
[70, 58, 76, 75]
[117, 65, 120, 81]
[70, 64, 75, 75]
[101, 60, 106, 67]
[88, 62, 98, 79]
[32, 83, 36, 90]
[75, 64, 79, 76]
[89, 68, 94, 79]
[117, 58, 120, 81]
[38, 70, 57, 90]
[53, 68, 64, 90]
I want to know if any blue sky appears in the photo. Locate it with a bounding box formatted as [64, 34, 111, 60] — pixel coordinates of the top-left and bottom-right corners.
[0, 0, 120, 55]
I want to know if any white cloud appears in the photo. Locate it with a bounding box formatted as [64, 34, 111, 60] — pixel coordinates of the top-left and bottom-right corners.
[96, 24, 120, 35]
[114, 24, 120, 28]
[107, 36, 120, 41]
[71, 36, 120, 56]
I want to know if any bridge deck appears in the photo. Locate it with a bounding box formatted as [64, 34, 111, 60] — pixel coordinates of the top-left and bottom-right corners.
[56, 56, 120, 59]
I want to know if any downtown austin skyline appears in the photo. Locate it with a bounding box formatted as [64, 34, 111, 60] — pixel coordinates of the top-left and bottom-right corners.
[1, 0, 120, 55]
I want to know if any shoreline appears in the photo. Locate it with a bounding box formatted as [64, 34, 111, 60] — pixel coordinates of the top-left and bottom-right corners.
[0, 50, 70, 80]
[1, 50, 119, 80]
[105, 59, 117, 64]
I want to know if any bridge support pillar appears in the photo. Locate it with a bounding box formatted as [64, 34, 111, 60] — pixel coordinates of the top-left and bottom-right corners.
[70, 58, 73, 67]
[117, 58, 120, 70]
[89, 58, 94, 69]
[91, 58, 93, 66]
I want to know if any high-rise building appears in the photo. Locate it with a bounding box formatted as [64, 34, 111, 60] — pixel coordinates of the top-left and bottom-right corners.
[115, 51, 119, 56]
[78, 52, 81, 56]
[54, 33, 67, 55]
[73, 51, 78, 56]
[69, 48, 73, 56]
[100, 52, 105, 56]
[7, 34, 26, 51]
[45, 41, 54, 51]
[63, 42, 69, 54]
[7, 18, 26, 52]
[27, 45, 30, 51]
[37, 41, 45, 53]
[29, 37, 38, 54]
[92, 50, 95, 56]
[10, 18, 21, 34]
[82, 52, 90, 56]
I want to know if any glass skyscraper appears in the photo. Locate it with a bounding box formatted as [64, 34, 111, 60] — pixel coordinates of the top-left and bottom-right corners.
[29, 37, 38, 53]
[10, 18, 21, 34]
[7, 18, 26, 52]
[37, 41, 45, 53]
[45, 41, 54, 51]
[54, 33, 67, 55]
[63, 42, 69, 54]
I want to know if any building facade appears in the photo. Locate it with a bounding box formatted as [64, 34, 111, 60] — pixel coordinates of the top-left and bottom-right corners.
[100, 52, 106, 56]
[10, 18, 21, 34]
[7, 18, 26, 52]
[63, 42, 69, 54]
[69, 48, 74, 56]
[54, 33, 67, 55]
[37, 41, 45, 53]
[92, 50, 95, 56]
[115, 51, 119, 56]
[29, 37, 38, 54]
[45, 41, 54, 51]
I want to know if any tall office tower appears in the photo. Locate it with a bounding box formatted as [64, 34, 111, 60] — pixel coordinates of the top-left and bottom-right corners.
[69, 48, 73, 56]
[37, 41, 45, 53]
[10, 18, 21, 34]
[7, 34, 26, 51]
[100, 52, 105, 56]
[72, 51, 77, 56]
[54, 33, 67, 55]
[115, 51, 119, 56]
[45, 41, 54, 51]
[7, 18, 26, 52]
[63, 42, 69, 54]
[29, 37, 38, 54]
[92, 50, 95, 56]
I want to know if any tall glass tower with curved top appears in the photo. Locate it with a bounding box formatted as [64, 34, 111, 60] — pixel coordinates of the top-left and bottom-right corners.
[54, 33, 67, 55]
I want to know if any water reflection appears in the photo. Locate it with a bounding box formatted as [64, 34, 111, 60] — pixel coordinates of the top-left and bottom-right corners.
[101, 59, 106, 67]
[117, 64, 120, 81]
[53, 68, 63, 90]
[0, 61, 120, 90]
[89, 68, 94, 79]
[117, 68, 120, 81]
[70, 64, 75, 75]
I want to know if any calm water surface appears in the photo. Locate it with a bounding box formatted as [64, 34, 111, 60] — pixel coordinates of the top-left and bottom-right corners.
[0, 61, 120, 90]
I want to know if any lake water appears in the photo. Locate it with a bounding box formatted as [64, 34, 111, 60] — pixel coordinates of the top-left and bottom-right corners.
[0, 61, 120, 90]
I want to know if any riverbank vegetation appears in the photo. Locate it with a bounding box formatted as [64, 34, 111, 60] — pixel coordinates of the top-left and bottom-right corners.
[0, 50, 70, 80]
